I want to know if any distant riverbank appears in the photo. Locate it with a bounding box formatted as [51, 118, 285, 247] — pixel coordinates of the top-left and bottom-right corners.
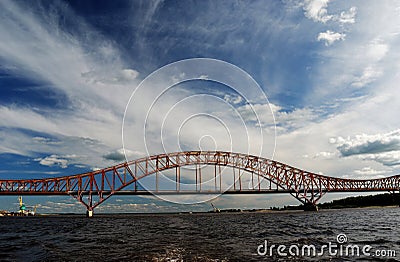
[270, 192, 400, 211]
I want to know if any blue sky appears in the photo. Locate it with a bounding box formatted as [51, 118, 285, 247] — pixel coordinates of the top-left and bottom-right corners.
[1, 0, 400, 213]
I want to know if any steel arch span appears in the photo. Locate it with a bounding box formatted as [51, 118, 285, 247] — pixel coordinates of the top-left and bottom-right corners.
[1, 151, 399, 214]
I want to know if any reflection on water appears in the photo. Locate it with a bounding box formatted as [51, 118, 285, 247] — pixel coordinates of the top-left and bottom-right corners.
[0, 207, 399, 261]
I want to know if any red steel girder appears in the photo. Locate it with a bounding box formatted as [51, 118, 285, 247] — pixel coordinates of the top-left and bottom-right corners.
[0, 151, 399, 210]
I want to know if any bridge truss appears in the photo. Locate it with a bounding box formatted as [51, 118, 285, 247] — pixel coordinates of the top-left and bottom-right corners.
[1, 151, 399, 215]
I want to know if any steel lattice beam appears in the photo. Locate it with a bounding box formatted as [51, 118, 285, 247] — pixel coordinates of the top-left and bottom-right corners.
[0, 151, 399, 211]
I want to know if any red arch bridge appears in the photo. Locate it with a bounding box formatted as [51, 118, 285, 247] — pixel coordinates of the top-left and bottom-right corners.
[1, 151, 399, 216]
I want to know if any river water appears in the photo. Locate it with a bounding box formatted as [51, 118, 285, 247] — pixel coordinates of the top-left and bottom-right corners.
[0, 207, 399, 261]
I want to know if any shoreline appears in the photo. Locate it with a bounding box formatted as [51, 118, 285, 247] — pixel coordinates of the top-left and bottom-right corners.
[1, 205, 398, 217]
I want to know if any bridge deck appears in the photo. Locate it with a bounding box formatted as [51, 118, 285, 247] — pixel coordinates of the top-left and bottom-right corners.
[0, 151, 399, 212]
[0, 188, 394, 196]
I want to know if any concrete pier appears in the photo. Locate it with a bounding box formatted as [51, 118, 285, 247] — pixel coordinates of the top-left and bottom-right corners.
[86, 210, 93, 218]
[303, 203, 318, 211]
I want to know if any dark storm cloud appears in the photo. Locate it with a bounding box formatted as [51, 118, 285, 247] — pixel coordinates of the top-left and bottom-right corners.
[103, 150, 126, 161]
[338, 138, 400, 157]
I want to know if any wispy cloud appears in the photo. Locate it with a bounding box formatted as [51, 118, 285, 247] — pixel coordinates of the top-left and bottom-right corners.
[353, 167, 387, 176]
[0, 0, 142, 169]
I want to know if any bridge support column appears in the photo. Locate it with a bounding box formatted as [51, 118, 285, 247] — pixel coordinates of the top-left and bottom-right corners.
[395, 191, 400, 207]
[303, 203, 318, 211]
[388, 190, 400, 207]
[86, 209, 93, 218]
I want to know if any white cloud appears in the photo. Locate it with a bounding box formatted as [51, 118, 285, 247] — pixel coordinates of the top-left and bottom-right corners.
[360, 151, 400, 167]
[301, 1, 357, 48]
[351, 65, 382, 88]
[308, 1, 400, 104]
[348, 39, 388, 88]
[223, 94, 243, 105]
[81, 69, 139, 85]
[272, 77, 400, 177]
[353, 167, 387, 176]
[32, 137, 61, 145]
[198, 74, 209, 80]
[0, 0, 147, 171]
[0, 106, 59, 134]
[313, 151, 336, 159]
[274, 107, 319, 131]
[317, 30, 346, 46]
[303, 0, 332, 23]
[337, 6, 357, 24]
[302, 0, 357, 25]
[235, 103, 318, 132]
[35, 155, 71, 169]
[366, 39, 388, 61]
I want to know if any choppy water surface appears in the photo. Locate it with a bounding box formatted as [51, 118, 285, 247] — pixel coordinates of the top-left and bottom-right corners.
[0, 207, 399, 261]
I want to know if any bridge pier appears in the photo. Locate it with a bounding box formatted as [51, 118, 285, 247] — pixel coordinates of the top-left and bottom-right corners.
[388, 191, 400, 207]
[86, 209, 93, 218]
[303, 203, 319, 211]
